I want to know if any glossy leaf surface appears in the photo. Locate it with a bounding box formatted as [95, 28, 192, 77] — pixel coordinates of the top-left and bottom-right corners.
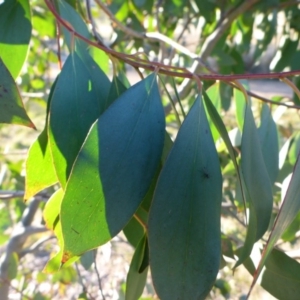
[0, 58, 34, 127]
[0, 0, 31, 79]
[60, 74, 165, 260]
[148, 96, 222, 300]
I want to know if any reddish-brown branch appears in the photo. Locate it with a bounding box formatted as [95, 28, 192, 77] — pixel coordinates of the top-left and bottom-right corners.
[44, 0, 300, 80]
[45, 0, 300, 110]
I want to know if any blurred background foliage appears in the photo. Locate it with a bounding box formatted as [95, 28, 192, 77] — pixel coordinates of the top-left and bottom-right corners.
[1, 0, 300, 299]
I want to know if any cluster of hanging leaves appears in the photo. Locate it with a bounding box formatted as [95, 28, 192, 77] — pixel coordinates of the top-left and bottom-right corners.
[3, 0, 300, 299]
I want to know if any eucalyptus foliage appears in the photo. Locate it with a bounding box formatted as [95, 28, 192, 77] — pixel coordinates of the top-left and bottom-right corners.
[2, 0, 300, 299]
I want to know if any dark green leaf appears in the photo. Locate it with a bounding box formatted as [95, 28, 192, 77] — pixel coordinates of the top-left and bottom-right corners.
[241, 248, 300, 300]
[195, 0, 216, 22]
[60, 74, 165, 261]
[123, 206, 147, 248]
[219, 82, 232, 111]
[249, 151, 300, 292]
[148, 96, 222, 300]
[123, 216, 145, 248]
[80, 250, 94, 270]
[106, 76, 128, 109]
[57, 0, 90, 48]
[48, 52, 109, 188]
[0, 0, 32, 79]
[236, 103, 273, 267]
[257, 104, 279, 184]
[0, 58, 34, 127]
[261, 249, 300, 300]
[57, 0, 110, 100]
[274, 40, 298, 71]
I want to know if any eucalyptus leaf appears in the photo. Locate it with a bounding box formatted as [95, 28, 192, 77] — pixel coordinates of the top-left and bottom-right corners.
[60, 74, 165, 261]
[0, 58, 34, 127]
[25, 78, 58, 200]
[125, 235, 149, 300]
[258, 104, 279, 184]
[235, 103, 273, 267]
[0, 0, 31, 79]
[148, 96, 222, 300]
[48, 52, 109, 188]
[248, 151, 300, 293]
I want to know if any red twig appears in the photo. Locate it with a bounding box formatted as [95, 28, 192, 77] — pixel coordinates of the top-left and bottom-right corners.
[45, 0, 300, 82]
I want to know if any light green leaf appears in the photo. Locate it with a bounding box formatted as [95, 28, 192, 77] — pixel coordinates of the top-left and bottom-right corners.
[0, 0, 31, 79]
[125, 235, 149, 300]
[206, 83, 221, 141]
[148, 96, 222, 300]
[25, 79, 58, 200]
[203, 92, 247, 212]
[90, 47, 109, 75]
[25, 128, 57, 200]
[0, 58, 34, 127]
[43, 189, 64, 273]
[288, 132, 300, 165]
[234, 80, 248, 131]
[7, 252, 18, 280]
[43, 189, 78, 273]
[235, 103, 273, 267]
[60, 74, 165, 261]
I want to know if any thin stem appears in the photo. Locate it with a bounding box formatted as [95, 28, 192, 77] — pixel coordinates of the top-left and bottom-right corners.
[172, 77, 186, 118]
[159, 76, 182, 126]
[56, 21, 62, 70]
[281, 77, 300, 101]
[133, 213, 147, 230]
[178, 0, 260, 98]
[44, 0, 300, 110]
[85, 0, 106, 46]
